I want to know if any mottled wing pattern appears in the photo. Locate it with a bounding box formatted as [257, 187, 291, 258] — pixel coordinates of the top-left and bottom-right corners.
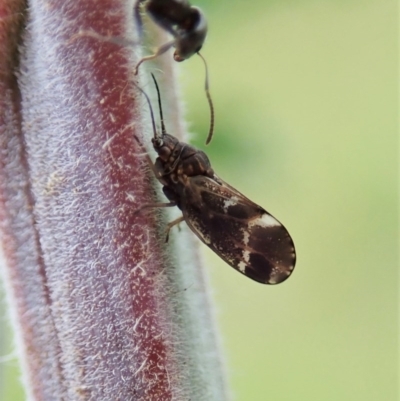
[180, 175, 296, 284]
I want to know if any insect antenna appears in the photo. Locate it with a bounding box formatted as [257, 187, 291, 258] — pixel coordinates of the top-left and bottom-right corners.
[150, 73, 167, 136]
[198, 52, 215, 145]
[133, 79, 159, 141]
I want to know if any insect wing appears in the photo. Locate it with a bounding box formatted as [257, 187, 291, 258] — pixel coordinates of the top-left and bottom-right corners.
[181, 175, 296, 284]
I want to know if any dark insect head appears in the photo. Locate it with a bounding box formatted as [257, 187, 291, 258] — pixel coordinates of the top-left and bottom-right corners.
[142, 0, 207, 62]
[173, 6, 207, 62]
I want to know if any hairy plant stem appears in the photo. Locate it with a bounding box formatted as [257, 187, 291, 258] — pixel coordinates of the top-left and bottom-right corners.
[0, 1, 230, 400]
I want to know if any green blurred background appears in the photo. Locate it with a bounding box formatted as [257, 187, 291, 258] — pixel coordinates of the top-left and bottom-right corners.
[1, 0, 397, 400]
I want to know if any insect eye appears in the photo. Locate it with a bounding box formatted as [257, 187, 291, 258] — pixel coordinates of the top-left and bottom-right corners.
[158, 146, 171, 160]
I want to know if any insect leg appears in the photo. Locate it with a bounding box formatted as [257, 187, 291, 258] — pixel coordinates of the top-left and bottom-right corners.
[134, 201, 176, 216]
[165, 216, 185, 243]
[134, 39, 175, 74]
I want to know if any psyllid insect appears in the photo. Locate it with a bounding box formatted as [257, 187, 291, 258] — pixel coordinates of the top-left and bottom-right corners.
[136, 75, 296, 284]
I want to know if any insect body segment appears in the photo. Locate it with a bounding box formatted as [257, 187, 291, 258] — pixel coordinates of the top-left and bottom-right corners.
[136, 0, 207, 65]
[139, 75, 296, 284]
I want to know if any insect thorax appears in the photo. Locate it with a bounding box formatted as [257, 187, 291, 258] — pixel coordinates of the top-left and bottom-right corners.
[153, 133, 214, 186]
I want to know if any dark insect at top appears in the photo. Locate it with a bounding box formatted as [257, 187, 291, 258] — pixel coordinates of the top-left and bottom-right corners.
[139, 0, 207, 61]
[137, 75, 296, 285]
[135, 0, 214, 144]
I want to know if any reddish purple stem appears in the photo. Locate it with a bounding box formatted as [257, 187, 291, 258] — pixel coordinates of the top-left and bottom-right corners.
[0, 1, 229, 400]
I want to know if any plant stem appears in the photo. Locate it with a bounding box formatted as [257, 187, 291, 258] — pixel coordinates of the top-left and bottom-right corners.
[0, 0, 230, 400]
